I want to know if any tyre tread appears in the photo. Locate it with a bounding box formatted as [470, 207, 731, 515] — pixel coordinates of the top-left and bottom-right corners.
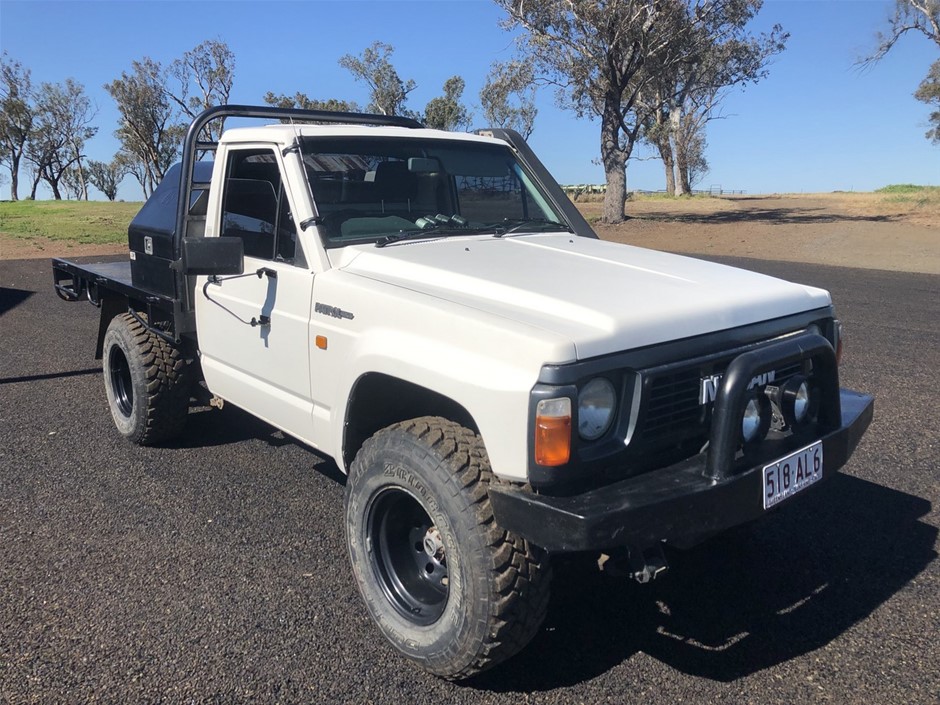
[381, 416, 551, 679]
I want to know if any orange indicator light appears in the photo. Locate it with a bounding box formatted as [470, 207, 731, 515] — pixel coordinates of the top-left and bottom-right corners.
[534, 398, 572, 466]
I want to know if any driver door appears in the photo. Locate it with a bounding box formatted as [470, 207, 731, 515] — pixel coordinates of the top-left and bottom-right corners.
[196, 146, 316, 444]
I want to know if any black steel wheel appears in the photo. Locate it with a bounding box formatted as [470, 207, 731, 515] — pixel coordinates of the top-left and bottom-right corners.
[345, 416, 551, 679]
[108, 344, 134, 418]
[101, 313, 192, 445]
[368, 487, 449, 625]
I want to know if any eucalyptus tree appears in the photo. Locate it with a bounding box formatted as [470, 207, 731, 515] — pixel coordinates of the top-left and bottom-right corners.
[339, 42, 416, 117]
[25, 78, 97, 200]
[169, 39, 236, 141]
[87, 158, 127, 201]
[495, 0, 784, 219]
[479, 60, 538, 138]
[423, 76, 472, 131]
[105, 58, 183, 197]
[0, 52, 34, 200]
[262, 91, 360, 113]
[866, 1, 940, 143]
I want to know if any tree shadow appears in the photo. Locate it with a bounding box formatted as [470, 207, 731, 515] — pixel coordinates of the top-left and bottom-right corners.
[0, 286, 34, 317]
[632, 205, 897, 226]
[470, 474, 935, 691]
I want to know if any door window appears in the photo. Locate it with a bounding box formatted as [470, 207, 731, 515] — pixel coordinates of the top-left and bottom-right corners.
[221, 149, 306, 266]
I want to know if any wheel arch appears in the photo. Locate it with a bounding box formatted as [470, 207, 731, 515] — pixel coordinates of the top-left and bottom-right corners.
[342, 372, 480, 472]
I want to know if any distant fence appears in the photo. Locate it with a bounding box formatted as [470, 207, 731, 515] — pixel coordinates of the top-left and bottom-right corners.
[561, 184, 747, 197]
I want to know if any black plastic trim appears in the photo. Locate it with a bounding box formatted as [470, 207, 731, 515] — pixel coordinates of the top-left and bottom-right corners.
[491, 389, 873, 552]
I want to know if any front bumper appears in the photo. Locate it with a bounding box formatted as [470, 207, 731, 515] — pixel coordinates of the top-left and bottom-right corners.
[489, 389, 873, 552]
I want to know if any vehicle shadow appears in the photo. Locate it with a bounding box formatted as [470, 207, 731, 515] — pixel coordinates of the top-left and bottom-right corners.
[169, 404, 347, 485]
[0, 367, 100, 386]
[0, 286, 34, 317]
[630, 206, 897, 226]
[470, 474, 935, 691]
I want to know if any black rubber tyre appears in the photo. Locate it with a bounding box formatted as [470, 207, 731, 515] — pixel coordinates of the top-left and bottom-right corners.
[345, 416, 551, 679]
[101, 313, 191, 445]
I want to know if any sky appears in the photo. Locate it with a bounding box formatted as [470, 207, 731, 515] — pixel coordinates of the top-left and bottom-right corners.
[0, 0, 938, 201]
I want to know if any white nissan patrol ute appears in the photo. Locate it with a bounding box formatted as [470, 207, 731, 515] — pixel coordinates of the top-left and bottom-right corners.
[52, 105, 874, 679]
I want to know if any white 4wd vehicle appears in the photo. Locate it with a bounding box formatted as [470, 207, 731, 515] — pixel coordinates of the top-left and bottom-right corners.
[53, 105, 873, 679]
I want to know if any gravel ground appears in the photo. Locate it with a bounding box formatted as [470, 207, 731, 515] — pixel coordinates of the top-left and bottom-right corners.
[1, 255, 938, 704]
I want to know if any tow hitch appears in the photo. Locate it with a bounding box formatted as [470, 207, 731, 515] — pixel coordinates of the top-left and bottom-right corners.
[598, 544, 669, 583]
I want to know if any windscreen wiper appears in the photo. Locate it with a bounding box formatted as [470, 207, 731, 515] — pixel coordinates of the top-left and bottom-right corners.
[492, 219, 573, 238]
[375, 225, 493, 248]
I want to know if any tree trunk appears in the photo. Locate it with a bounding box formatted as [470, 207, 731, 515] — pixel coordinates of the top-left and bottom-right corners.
[600, 98, 627, 224]
[656, 138, 676, 196]
[676, 145, 692, 195]
[49, 178, 62, 200]
[670, 110, 690, 196]
[29, 172, 41, 200]
[9, 158, 19, 201]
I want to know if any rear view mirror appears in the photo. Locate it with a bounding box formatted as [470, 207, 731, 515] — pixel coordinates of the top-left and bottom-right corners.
[182, 237, 244, 276]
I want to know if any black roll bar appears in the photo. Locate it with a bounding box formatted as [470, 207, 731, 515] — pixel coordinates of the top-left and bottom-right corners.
[174, 104, 423, 249]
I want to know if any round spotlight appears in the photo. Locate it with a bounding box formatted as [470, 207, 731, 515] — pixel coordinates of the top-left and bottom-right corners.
[578, 378, 616, 441]
[780, 376, 814, 426]
[742, 393, 771, 444]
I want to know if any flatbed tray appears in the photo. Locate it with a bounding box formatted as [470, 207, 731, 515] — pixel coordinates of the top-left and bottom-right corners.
[52, 258, 171, 304]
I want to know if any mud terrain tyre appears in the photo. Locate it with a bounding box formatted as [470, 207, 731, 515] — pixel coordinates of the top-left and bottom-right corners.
[345, 416, 551, 679]
[102, 313, 191, 445]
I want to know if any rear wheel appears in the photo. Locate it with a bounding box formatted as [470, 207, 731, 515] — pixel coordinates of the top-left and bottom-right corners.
[102, 313, 191, 445]
[345, 416, 551, 679]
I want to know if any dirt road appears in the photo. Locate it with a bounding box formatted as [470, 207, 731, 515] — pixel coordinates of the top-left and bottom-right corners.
[589, 194, 940, 275]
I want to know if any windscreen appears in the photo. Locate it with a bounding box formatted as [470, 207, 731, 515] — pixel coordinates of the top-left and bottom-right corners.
[300, 137, 564, 245]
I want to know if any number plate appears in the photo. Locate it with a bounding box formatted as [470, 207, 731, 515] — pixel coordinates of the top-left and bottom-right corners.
[762, 441, 823, 510]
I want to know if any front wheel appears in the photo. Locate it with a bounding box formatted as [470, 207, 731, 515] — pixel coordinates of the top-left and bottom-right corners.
[345, 417, 551, 679]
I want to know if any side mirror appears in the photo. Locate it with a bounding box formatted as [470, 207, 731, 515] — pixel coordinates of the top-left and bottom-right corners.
[182, 237, 244, 276]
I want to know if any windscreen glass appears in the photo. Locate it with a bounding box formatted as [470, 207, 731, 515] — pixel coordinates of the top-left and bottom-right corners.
[300, 137, 563, 245]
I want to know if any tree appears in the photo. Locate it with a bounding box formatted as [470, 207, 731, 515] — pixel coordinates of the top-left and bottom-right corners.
[915, 59, 940, 142]
[61, 166, 84, 200]
[682, 125, 709, 188]
[105, 58, 184, 197]
[339, 41, 416, 116]
[868, 0, 939, 59]
[0, 52, 34, 200]
[479, 60, 538, 138]
[25, 79, 98, 200]
[496, 1, 784, 220]
[866, 1, 940, 143]
[495, 1, 703, 223]
[169, 39, 236, 141]
[423, 76, 471, 131]
[87, 158, 127, 201]
[262, 91, 360, 113]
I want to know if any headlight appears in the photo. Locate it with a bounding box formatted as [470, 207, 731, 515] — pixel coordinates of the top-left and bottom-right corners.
[578, 378, 616, 441]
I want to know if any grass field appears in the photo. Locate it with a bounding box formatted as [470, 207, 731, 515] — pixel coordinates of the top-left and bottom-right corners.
[0, 200, 142, 245]
[0, 185, 936, 256]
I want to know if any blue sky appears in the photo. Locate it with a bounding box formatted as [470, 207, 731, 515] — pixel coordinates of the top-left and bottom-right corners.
[0, 0, 937, 201]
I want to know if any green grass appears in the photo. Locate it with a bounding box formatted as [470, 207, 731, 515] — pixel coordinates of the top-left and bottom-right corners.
[875, 184, 937, 194]
[0, 199, 142, 244]
[874, 184, 940, 208]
